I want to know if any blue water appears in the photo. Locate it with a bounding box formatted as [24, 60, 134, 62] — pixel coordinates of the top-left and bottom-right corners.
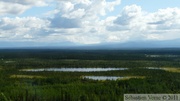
[21, 68, 128, 72]
[83, 76, 126, 80]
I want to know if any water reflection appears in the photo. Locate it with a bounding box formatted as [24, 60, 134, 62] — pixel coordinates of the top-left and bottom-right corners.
[21, 68, 128, 72]
[83, 76, 126, 80]
[82, 76, 145, 81]
[145, 67, 162, 70]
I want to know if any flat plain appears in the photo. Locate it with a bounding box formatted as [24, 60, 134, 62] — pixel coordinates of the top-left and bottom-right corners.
[0, 49, 180, 101]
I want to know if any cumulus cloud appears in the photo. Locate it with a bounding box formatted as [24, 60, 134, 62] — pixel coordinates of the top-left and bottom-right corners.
[0, 0, 123, 44]
[1, 0, 180, 46]
[148, 8, 180, 30]
[0, 0, 48, 15]
[144, 8, 180, 41]
[57, 1, 74, 13]
[106, 5, 180, 42]
[0, 17, 50, 41]
[110, 4, 145, 33]
[0, 1, 30, 15]
[49, 0, 121, 29]
[114, 5, 142, 25]
[0, 17, 48, 29]
[1, 0, 47, 6]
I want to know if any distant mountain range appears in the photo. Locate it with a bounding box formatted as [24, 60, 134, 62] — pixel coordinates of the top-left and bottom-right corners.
[0, 39, 180, 49]
[71, 39, 180, 49]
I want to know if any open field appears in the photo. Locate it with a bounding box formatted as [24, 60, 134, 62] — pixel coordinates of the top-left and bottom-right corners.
[162, 68, 180, 73]
[0, 49, 180, 101]
[10, 75, 45, 79]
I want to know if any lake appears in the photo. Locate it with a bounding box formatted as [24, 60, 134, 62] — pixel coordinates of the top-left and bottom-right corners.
[82, 76, 145, 80]
[145, 67, 162, 70]
[21, 68, 128, 72]
[82, 76, 126, 80]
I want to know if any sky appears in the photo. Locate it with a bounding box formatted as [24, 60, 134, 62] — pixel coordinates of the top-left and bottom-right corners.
[0, 0, 180, 48]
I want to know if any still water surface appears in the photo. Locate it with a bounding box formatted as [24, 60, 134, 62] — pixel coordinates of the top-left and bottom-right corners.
[83, 76, 126, 80]
[21, 68, 128, 72]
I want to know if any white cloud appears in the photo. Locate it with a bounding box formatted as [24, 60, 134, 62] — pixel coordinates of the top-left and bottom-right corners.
[0, 17, 50, 41]
[107, 5, 180, 42]
[57, 1, 74, 13]
[1, 0, 180, 46]
[148, 7, 180, 30]
[0, 17, 48, 29]
[113, 5, 144, 29]
[0, 1, 30, 15]
[1, 0, 48, 6]
[50, 0, 121, 28]
[0, 0, 48, 15]
[63, 9, 85, 19]
[56, 0, 121, 16]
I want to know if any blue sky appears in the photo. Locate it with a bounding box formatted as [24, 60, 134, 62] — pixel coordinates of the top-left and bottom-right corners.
[0, 0, 180, 47]
[121, 0, 180, 12]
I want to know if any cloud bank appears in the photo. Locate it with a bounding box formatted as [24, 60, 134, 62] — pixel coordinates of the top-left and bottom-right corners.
[0, 0, 180, 47]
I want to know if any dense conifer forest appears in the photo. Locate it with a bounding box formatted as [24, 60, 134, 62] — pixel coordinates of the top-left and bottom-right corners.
[0, 49, 180, 101]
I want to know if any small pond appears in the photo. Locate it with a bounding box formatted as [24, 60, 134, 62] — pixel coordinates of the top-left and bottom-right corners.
[145, 67, 162, 70]
[82, 76, 126, 80]
[21, 68, 128, 72]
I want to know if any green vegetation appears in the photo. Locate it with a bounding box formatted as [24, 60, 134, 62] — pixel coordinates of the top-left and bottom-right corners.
[0, 49, 180, 101]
